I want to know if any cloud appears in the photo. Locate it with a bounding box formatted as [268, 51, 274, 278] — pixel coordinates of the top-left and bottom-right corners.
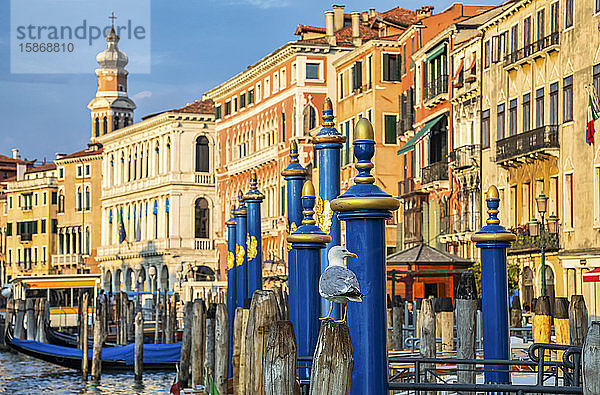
[133, 90, 153, 101]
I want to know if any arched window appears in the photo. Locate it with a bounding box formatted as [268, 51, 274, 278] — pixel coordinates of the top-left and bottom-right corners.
[58, 191, 65, 213]
[303, 104, 317, 135]
[94, 118, 100, 137]
[103, 116, 107, 134]
[195, 136, 209, 172]
[76, 187, 82, 211]
[113, 116, 120, 131]
[85, 186, 90, 210]
[166, 138, 171, 172]
[194, 198, 209, 238]
[85, 227, 90, 255]
[124, 116, 129, 127]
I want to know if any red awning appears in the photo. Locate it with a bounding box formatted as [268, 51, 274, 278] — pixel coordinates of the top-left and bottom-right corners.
[465, 52, 477, 71]
[452, 58, 464, 81]
[583, 267, 600, 283]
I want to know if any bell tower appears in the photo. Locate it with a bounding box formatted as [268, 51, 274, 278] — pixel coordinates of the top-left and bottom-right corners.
[88, 17, 136, 141]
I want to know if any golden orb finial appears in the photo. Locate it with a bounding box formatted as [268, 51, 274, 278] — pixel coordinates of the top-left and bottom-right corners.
[291, 140, 298, 150]
[487, 185, 499, 199]
[302, 180, 315, 197]
[354, 118, 375, 141]
[323, 97, 333, 112]
[251, 170, 257, 179]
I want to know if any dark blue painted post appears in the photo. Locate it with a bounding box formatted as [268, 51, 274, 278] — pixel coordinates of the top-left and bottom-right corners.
[312, 97, 345, 320]
[472, 186, 515, 384]
[287, 180, 331, 380]
[225, 211, 236, 378]
[281, 140, 306, 340]
[233, 191, 248, 307]
[244, 171, 264, 297]
[331, 118, 399, 395]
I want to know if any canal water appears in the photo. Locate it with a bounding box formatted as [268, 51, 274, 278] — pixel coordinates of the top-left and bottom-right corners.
[0, 350, 174, 394]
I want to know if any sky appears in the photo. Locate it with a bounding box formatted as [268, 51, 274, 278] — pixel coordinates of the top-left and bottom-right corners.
[0, 0, 499, 164]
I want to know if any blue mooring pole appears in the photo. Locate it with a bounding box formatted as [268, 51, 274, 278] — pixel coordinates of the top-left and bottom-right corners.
[233, 191, 248, 307]
[472, 186, 515, 384]
[244, 171, 264, 297]
[281, 140, 306, 342]
[225, 211, 237, 378]
[331, 118, 399, 395]
[313, 97, 345, 321]
[287, 180, 331, 380]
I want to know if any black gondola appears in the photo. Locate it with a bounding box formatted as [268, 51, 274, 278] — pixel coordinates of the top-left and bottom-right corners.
[45, 327, 117, 348]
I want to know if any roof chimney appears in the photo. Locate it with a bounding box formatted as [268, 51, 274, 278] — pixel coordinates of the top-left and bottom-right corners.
[16, 163, 26, 181]
[417, 6, 434, 19]
[361, 11, 369, 22]
[325, 11, 336, 45]
[369, 8, 376, 17]
[352, 13, 362, 46]
[333, 5, 345, 32]
[55, 153, 66, 160]
[11, 149, 19, 160]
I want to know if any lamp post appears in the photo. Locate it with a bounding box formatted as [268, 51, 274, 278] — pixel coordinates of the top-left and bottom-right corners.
[527, 192, 559, 297]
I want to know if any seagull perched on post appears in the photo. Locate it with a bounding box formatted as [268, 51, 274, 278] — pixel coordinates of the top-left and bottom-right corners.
[319, 245, 363, 323]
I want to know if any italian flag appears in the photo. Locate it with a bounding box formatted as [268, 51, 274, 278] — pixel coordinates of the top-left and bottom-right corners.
[587, 93, 600, 145]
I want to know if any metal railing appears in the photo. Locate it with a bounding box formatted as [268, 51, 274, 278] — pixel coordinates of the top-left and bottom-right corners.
[440, 211, 482, 235]
[422, 161, 448, 185]
[449, 144, 480, 170]
[496, 125, 559, 163]
[398, 178, 415, 196]
[508, 225, 560, 253]
[423, 74, 449, 102]
[504, 32, 560, 67]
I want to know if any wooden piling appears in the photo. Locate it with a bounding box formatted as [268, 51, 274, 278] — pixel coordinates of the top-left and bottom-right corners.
[179, 301, 193, 388]
[569, 295, 588, 346]
[419, 298, 436, 384]
[263, 321, 298, 395]
[161, 291, 167, 342]
[232, 307, 244, 394]
[91, 298, 104, 380]
[455, 271, 478, 392]
[437, 297, 454, 352]
[391, 298, 404, 350]
[170, 294, 178, 343]
[5, 299, 14, 339]
[165, 295, 173, 344]
[414, 299, 422, 339]
[386, 306, 393, 349]
[37, 298, 48, 343]
[309, 321, 353, 395]
[191, 299, 206, 388]
[121, 292, 128, 345]
[81, 293, 89, 379]
[154, 291, 160, 344]
[510, 294, 523, 329]
[127, 300, 134, 343]
[26, 298, 36, 341]
[244, 290, 278, 395]
[214, 303, 228, 395]
[14, 299, 26, 339]
[554, 297, 570, 359]
[115, 292, 122, 345]
[205, 303, 217, 384]
[134, 311, 143, 381]
[583, 321, 600, 395]
[534, 295, 552, 361]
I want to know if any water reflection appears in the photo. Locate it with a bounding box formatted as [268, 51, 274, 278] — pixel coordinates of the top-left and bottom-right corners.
[0, 350, 173, 394]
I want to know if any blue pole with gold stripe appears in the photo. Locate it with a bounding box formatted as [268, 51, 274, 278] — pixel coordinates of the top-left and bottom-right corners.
[472, 186, 515, 385]
[331, 118, 399, 395]
[233, 191, 248, 307]
[244, 171, 264, 297]
[281, 140, 306, 341]
[287, 180, 331, 380]
[313, 97, 345, 321]
[225, 211, 236, 378]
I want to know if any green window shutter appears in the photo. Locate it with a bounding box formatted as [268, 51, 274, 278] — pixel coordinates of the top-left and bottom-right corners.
[383, 54, 390, 81]
[397, 55, 402, 81]
[385, 115, 397, 144]
[357, 61, 363, 89]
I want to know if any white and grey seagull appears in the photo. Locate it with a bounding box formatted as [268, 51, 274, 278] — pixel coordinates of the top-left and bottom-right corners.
[319, 245, 364, 323]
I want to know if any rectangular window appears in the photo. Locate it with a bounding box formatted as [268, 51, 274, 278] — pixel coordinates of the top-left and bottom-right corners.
[566, 173, 574, 228]
[224, 101, 231, 116]
[281, 68, 286, 89]
[43, 192, 46, 205]
[511, 24, 518, 55]
[484, 40, 490, 69]
[509, 99, 518, 136]
[550, 82, 559, 125]
[366, 55, 372, 88]
[537, 10, 545, 42]
[306, 63, 320, 80]
[233, 97, 238, 112]
[403, 45, 407, 74]
[215, 105, 221, 119]
[7, 223, 12, 236]
[339, 73, 344, 99]
[9, 196, 12, 209]
[51, 191, 57, 205]
[240, 93, 246, 108]
[352, 61, 363, 92]
[77, 165, 82, 177]
[41, 219, 46, 233]
[482, 109, 490, 148]
[384, 115, 397, 144]
[248, 89, 255, 105]
[536, 88, 545, 128]
[565, 0, 573, 28]
[264, 78, 270, 97]
[523, 93, 531, 132]
[59, 168, 64, 179]
[524, 17, 531, 54]
[563, 75, 573, 122]
[52, 219, 58, 234]
[522, 183, 531, 224]
[551, 2, 560, 34]
[497, 103, 506, 140]
[382, 53, 401, 82]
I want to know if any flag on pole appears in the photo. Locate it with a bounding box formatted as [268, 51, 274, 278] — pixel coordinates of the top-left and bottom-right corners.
[587, 92, 600, 145]
[117, 208, 127, 244]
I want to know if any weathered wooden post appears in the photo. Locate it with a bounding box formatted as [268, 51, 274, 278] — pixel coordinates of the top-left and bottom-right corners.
[309, 321, 353, 395]
[161, 291, 167, 343]
[91, 297, 104, 380]
[263, 321, 298, 395]
[313, 97, 345, 321]
[437, 296, 454, 352]
[191, 299, 206, 387]
[569, 295, 588, 346]
[179, 301, 193, 388]
[234, 191, 249, 307]
[5, 299, 14, 340]
[226, 209, 237, 378]
[244, 171, 264, 297]
[583, 321, 600, 395]
[214, 303, 229, 395]
[14, 299, 26, 339]
[205, 303, 216, 384]
[534, 296, 552, 346]
[127, 300, 134, 343]
[115, 292, 122, 345]
[455, 271, 478, 391]
[282, 139, 306, 353]
[37, 298, 49, 343]
[134, 311, 143, 381]
[244, 290, 278, 395]
[81, 293, 89, 380]
[26, 298, 36, 341]
[331, 118, 400, 395]
[154, 290, 160, 344]
[471, 185, 515, 384]
[510, 294, 523, 329]
[391, 298, 404, 350]
[419, 298, 436, 385]
[233, 307, 243, 393]
[554, 297, 570, 358]
[287, 180, 331, 380]
[238, 307, 250, 394]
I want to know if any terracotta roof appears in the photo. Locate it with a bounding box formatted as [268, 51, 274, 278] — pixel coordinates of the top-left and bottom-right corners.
[374, 7, 419, 28]
[295, 24, 326, 35]
[173, 99, 214, 115]
[58, 147, 104, 161]
[298, 24, 379, 46]
[26, 163, 56, 174]
[0, 154, 33, 165]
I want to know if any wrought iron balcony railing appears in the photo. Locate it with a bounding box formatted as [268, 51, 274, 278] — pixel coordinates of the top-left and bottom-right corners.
[423, 74, 449, 102]
[504, 32, 560, 67]
[496, 125, 559, 164]
[422, 161, 449, 185]
[449, 144, 480, 170]
[398, 178, 416, 196]
[507, 225, 560, 253]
